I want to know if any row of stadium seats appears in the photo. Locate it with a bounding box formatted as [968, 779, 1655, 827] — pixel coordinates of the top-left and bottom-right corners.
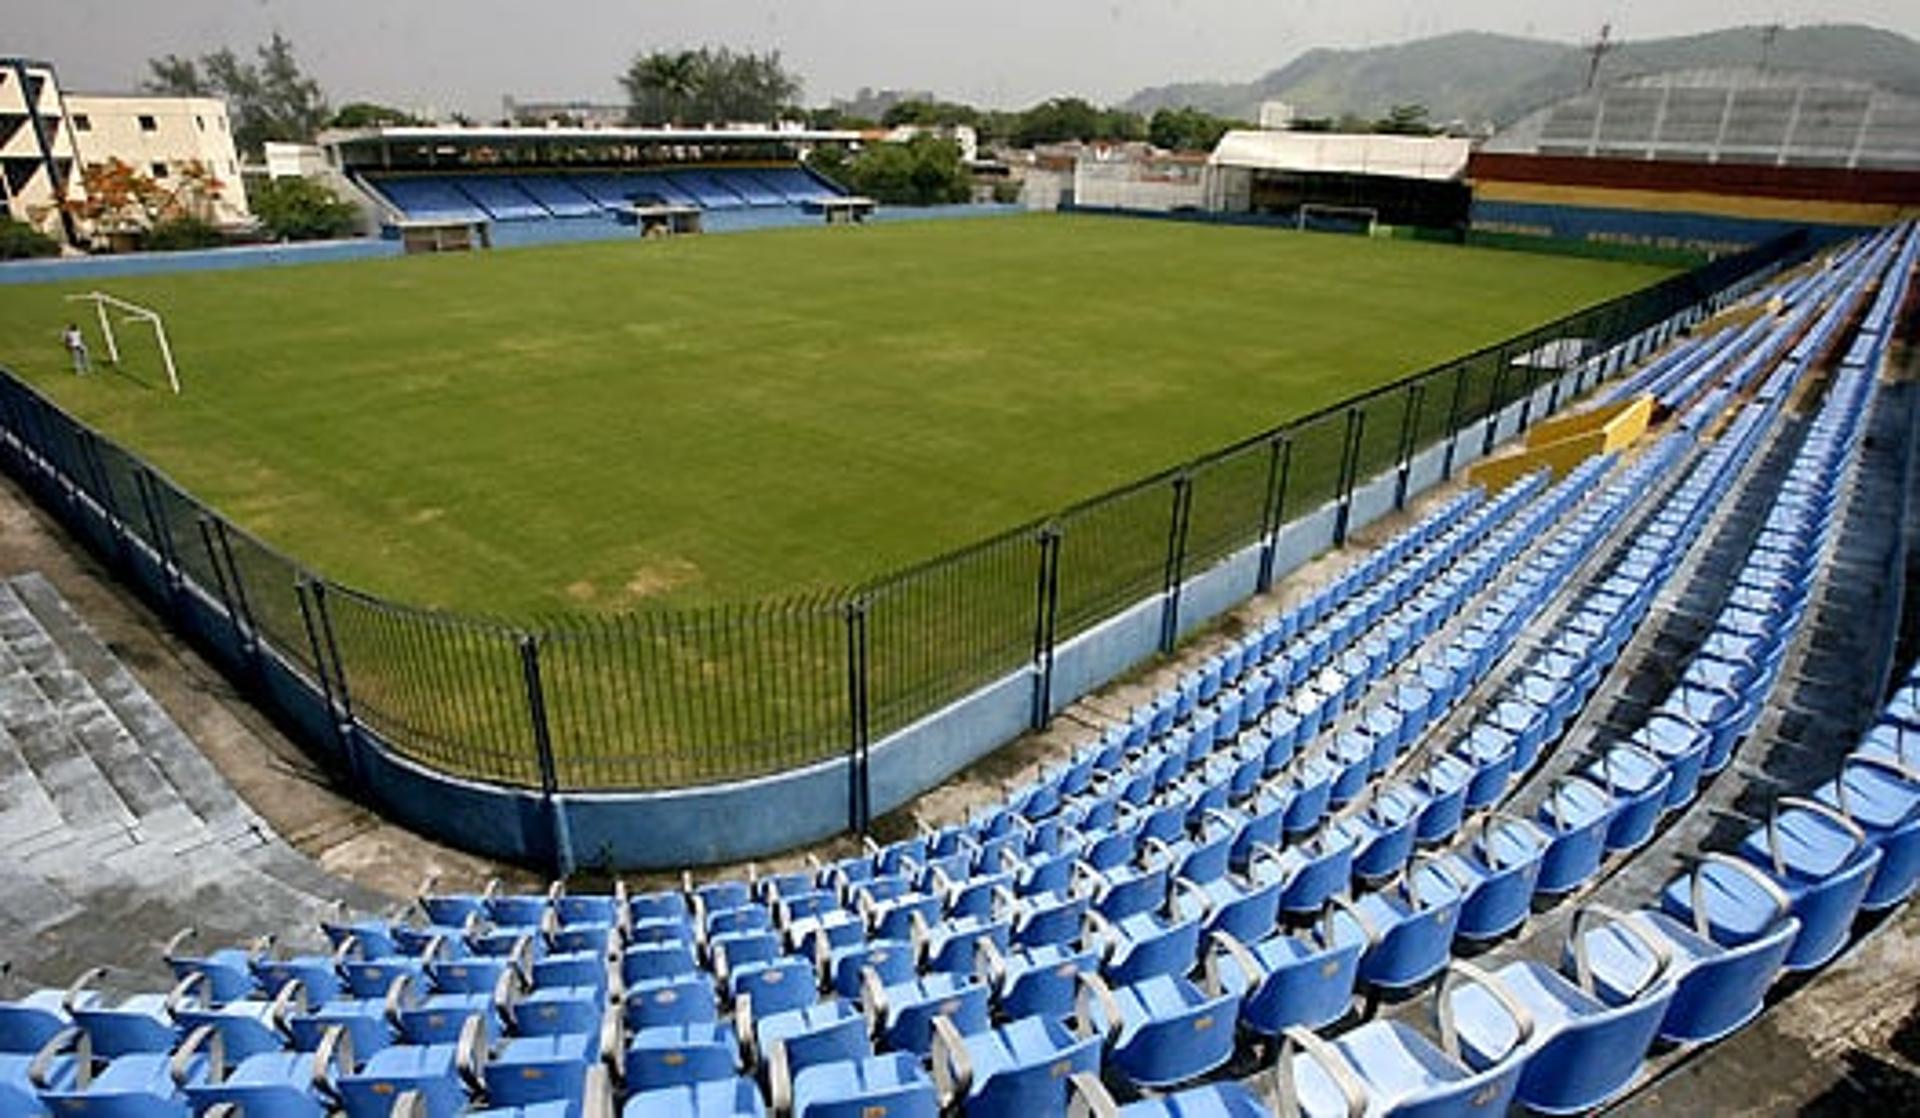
[0, 224, 1910, 1117]
[364, 167, 844, 225]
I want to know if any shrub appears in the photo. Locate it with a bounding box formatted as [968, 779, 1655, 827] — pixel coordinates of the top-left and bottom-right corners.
[0, 218, 60, 260]
[143, 216, 227, 251]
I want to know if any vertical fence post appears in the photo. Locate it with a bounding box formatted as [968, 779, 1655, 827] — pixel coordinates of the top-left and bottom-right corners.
[1393, 382, 1424, 510]
[1256, 434, 1292, 593]
[1333, 408, 1364, 547]
[519, 633, 575, 877]
[131, 467, 180, 595]
[212, 521, 260, 662]
[844, 598, 871, 836]
[195, 515, 250, 666]
[1441, 365, 1469, 480]
[1029, 525, 1061, 730]
[1516, 359, 1541, 432]
[307, 581, 356, 735]
[1481, 357, 1509, 457]
[294, 577, 354, 765]
[1159, 475, 1194, 654]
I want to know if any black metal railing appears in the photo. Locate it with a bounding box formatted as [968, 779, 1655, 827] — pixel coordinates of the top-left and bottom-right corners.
[0, 232, 1806, 804]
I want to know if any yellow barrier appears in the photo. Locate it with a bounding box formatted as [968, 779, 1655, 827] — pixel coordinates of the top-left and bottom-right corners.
[1469, 395, 1653, 492]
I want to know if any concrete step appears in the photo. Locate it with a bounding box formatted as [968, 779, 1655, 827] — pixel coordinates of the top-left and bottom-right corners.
[9, 573, 252, 831]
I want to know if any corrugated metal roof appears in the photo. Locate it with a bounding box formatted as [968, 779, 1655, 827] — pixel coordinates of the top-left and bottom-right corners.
[1208, 131, 1473, 181]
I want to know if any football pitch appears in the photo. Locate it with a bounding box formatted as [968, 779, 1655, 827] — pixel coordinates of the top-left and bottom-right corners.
[0, 214, 1673, 615]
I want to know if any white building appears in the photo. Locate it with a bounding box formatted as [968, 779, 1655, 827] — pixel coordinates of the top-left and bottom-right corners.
[66, 93, 250, 225]
[0, 56, 251, 246]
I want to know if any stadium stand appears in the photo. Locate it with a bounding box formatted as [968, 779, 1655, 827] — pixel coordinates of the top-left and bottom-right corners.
[0, 223, 1913, 1116]
[360, 166, 846, 229]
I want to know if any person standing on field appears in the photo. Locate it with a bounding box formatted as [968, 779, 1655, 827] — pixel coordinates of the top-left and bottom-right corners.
[62, 323, 90, 375]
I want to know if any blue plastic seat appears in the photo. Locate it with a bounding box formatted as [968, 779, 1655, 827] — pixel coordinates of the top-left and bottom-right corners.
[1534, 776, 1617, 896]
[1275, 961, 1535, 1118]
[1668, 797, 1882, 972]
[1211, 909, 1367, 1038]
[1584, 856, 1797, 1045]
[979, 940, 1101, 1022]
[623, 975, 717, 1031]
[623, 1020, 741, 1092]
[1343, 860, 1464, 993]
[1812, 753, 1920, 911]
[785, 1052, 936, 1118]
[860, 971, 990, 1056]
[183, 1021, 354, 1116]
[336, 1014, 483, 1117]
[928, 1013, 1101, 1115]
[1584, 742, 1673, 853]
[486, 1027, 604, 1114]
[1448, 906, 1675, 1115]
[622, 1073, 765, 1116]
[1077, 968, 1240, 1091]
[1436, 814, 1548, 942]
[746, 999, 868, 1079]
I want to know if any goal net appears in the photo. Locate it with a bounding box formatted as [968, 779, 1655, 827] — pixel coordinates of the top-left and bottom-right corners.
[1297, 204, 1380, 237]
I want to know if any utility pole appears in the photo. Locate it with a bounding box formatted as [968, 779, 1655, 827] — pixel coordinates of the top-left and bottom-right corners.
[1585, 24, 1616, 91]
[1760, 23, 1782, 71]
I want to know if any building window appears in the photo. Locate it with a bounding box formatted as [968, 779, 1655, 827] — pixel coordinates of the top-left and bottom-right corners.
[71, 113, 91, 132]
[138, 114, 158, 132]
[150, 162, 169, 179]
[195, 115, 205, 131]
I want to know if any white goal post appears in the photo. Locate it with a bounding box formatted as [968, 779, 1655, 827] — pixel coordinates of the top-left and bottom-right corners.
[1296, 203, 1380, 235]
[65, 291, 182, 395]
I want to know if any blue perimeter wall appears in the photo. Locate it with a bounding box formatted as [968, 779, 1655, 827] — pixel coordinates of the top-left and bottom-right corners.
[1471, 199, 1867, 257]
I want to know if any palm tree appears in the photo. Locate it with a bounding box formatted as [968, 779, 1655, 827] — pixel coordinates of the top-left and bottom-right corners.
[622, 51, 701, 126]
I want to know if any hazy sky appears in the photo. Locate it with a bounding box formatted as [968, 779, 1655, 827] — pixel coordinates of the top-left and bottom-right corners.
[12, 1, 1920, 115]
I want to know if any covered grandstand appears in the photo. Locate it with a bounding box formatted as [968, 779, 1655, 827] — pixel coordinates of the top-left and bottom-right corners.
[322, 124, 861, 243]
[1472, 69, 1920, 253]
[1205, 131, 1474, 232]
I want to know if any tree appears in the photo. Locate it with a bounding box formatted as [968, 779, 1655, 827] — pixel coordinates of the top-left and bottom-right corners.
[1147, 107, 1243, 152]
[330, 102, 422, 129]
[144, 33, 329, 154]
[818, 135, 970, 206]
[1372, 104, 1437, 135]
[65, 158, 226, 246]
[251, 176, 359, 241]
[1008, 98, 1144, 147]
[620, 47, 801, 126]
[0, 217, 60, 260]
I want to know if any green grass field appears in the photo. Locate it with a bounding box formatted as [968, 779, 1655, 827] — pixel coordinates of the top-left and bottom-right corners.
[0, 214, 1672, 616]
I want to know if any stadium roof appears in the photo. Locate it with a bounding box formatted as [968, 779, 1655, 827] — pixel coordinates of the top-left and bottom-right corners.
[1483, 68, 1920, 171]
[322, 124, 862, 158]
[1208, 131, 1473, 182]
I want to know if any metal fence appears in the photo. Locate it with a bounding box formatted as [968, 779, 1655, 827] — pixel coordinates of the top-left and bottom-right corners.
[0, 231, 1807, 808]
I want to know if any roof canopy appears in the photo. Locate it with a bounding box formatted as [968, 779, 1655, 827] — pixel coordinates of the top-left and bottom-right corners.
[1209, 131, 1473, 182]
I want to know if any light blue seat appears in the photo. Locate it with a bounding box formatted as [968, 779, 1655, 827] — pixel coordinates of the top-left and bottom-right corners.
[1095, 909, 1202, 987]
[1211, 911, 1367, 1038]
[1584, 742, 1672, 853]
[980, 941, 1101, 1022]
[622, 1075, 765, 1117]
[1584, 857, 1797, 1045]
[336, 1016, 481, 1118]
[1533, 777, 1617, 897]
[1436, 814, 1548, 942]
[622, 975, 717, 1031]
[746, 999, 868, 1079]
[1812, 753, 1920, 911]
[786, 1053, 936, 1118]
[182, 1021, 354, 1117]
[623, 1021, 741, 1091]
[1629, 712, 1710, 810]
[1344, 860, 1464, 993]
[1448, 906, 1675, 1115]
[485, 1028, 602, 1114]
[1275, 961, 1535, 1118]
[1077, 968, 1240, 1091]
[928, 1013, 1101, 1115]
[860, 972, 990, 1056]
[1670, 797, 1883, 971]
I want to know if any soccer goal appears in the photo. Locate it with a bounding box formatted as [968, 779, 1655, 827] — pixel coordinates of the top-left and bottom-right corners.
[1297, 204, 1380, 237]
[65, 291, 182, 394]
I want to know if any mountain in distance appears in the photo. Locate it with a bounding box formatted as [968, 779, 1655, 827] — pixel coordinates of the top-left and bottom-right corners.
[1121, 23, 1920, 128]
